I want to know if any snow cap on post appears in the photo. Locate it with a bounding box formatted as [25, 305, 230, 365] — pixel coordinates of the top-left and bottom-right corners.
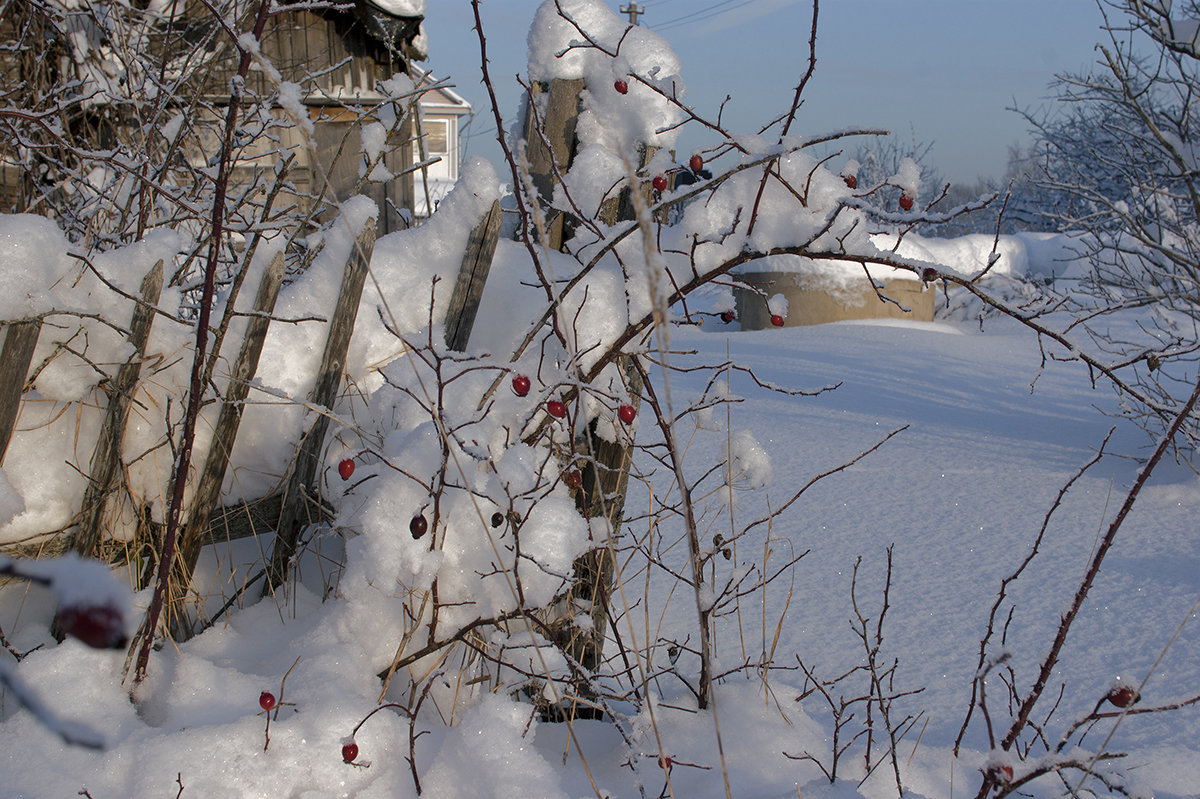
[526, 0, 684, 151]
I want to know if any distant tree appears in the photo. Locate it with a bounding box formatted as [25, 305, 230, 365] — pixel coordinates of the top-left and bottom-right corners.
[992, 140, 1060, 233]
[1013, 0, 1200, 444]
[847, 133, 943, 210]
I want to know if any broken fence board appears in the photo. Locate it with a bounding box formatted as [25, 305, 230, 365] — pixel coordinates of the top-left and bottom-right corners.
[0, 321, 41, 465]
[71, 260, 165, 560]
[171, 252, 287, 638]
[523, 78, 583, 252]
[265, 220, 376, 592]
[444, 199, 502, 352]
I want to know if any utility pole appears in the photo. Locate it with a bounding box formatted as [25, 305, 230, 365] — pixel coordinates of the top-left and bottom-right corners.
[620, 2, 644, 25]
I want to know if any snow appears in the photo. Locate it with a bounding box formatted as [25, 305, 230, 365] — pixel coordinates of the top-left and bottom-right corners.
[362, 0, 425, 17]
[3, 288, 1195, 798]
[0, 471, 22, 528]
[0, 214, 75, 320]
[1, 554, 133, 619]
[894, 155, 921, 198]
[1, 2, 1197, 798]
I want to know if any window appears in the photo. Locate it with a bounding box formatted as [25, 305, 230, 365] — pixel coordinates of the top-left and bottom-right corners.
[423, 118, 449, 156]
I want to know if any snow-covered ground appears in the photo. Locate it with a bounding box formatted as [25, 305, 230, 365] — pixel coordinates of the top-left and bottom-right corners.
[1, 304, 1196, 798]
[2, 1, 1197, 796]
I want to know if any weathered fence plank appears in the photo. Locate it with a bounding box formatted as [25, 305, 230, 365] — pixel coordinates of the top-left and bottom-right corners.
[598, 144, 660, 227]
[544, 136, 664, 710]
[524, 78, 584, 251]
[551, 362, 642, 689]
[519, 78, 653, 713]
[264, 220, 376, 592]
[170, 252, 286, 637]
[0, 321, 41, 465]
[71, 261, 165, 560]
[444, 199, 502, 352]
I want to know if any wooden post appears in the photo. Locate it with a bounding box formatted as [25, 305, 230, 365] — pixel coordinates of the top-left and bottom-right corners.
[598, 144, 659, 227]
[539, 145, 664, 700]
[71, 261, 165, 560]
[0, 321, 41, 465]
[444, 199, 502, 352]
[523, 78, 584, 251]
[542, 147, 658, 712]
[169, 252, 286, 637]
[264, 220, 376, 592]
[549, 362, 642, 688]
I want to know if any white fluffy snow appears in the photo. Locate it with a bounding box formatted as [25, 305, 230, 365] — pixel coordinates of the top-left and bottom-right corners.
[0, 2, 1195, 798]
[361, 0, 425, 17]
[4, 309, 1194, 798]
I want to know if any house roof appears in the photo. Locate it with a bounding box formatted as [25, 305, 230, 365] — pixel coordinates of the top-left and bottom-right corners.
[413, 72, 472, 115]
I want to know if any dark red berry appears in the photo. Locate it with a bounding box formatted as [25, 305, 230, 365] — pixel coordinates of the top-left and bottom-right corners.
[410, 515, 428, 540]
[511, 373, 531, 397]
[770, 314, 785, 327]
[899, 192, 914, 211]
[490, 512, 504, 528]
[342, 741, 359, 763]
[55, 603, 126, 649]
[259, 691, 276, 711]
[658, 755, 673, 771]
[843, 174, 857, 189]
[689, 154, 704, 173]
[565, 469, 583, 490]
[651, 174, 668, 192]
[338, 458, 355, 480]
[987, 763, 1014, 783]
[618, 404, 636, 424]
[1106, 686, 1139, 708]
[720, 310, 736, 324]
[546, 399, 567, 418]
[614, 79, 628, 95]
[921, 267, 938, 282]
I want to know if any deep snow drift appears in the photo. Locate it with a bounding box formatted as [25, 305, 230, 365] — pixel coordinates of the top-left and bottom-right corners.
[1, 302, 1197, 799]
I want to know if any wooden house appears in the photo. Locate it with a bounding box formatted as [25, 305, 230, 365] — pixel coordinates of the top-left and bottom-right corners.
[412, 78, 473, 218]
[195, 0, 428, 235]
[1, 1, 429, 233]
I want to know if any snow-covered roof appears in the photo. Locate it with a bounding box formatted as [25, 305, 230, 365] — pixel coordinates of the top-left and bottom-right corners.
[361, 0, 425, 16]
[411, 71, 472, 114]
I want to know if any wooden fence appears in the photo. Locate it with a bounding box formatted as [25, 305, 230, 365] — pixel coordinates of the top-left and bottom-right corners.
[0, 78, 645, 664]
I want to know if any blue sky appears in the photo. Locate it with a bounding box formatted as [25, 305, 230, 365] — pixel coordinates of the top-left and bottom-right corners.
[419, 0, 1109, 185]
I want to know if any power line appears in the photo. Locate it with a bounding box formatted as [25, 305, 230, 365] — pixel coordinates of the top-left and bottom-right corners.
[650, 0, 740, 29]
[650, 0, 764, 33]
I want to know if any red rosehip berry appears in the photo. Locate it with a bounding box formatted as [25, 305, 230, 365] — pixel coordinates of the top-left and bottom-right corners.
[651, 174, 668, 192]
[987, 763, 1014, 783]
[410, 514, 428, 540]
[899, 192, 914, 211]
[546, 399, 567, 418]
[259, 691, 276, 711]
[511, 373, 531, 397]
[1106, 686, 1139, 708]
[342, 741, 359, 763]
[614, 79, 628, 95]
[921, 267, 938, 282]
[770, 314, 785, 327]
[55, 603, 126, 649]
[565, 469, 583, 490]
[338, 458, 355, 481]
[491, 512, 504, 528]
[618, 404, 636, 424]
[843, 174, 857, 189]
[658, 755, 673, 771]
[689, 154, 704, 173]
[720, 310, 736, 324]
